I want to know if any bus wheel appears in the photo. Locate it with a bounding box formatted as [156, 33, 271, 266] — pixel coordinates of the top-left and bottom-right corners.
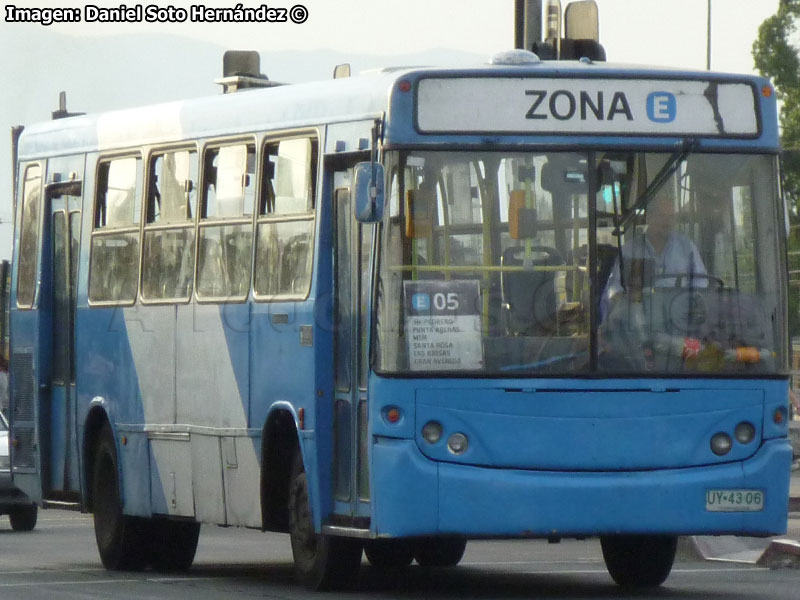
[364, 539, 415, 568]
[414, 537, 467, 567]
[149, 518, 201, 572]
[288, 452, 362, 590]
[9, 504, 38, 531]
[92, 424, 150, 571]
[600, 534, 677, 588]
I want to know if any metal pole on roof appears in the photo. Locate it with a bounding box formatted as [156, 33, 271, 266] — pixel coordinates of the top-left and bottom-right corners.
[515, 0, 543, 50]
[706, 0, 712, 70]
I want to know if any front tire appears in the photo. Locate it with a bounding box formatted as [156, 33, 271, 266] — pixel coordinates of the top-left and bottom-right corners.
[414, 537, 467, 567]
[364, 539, 415, 568]
[92, 423, 151, 571]
[149, 518, 201, 572]
[600, 535, 677, 588]
[9, 504, 38, 531]
[288, 451, 362, 590]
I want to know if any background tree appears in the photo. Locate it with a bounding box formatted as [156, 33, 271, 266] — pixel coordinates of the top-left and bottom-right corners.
[753, 0, 800, 340]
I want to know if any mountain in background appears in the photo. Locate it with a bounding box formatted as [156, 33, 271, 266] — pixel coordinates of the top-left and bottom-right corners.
[0, 26, 485, 258]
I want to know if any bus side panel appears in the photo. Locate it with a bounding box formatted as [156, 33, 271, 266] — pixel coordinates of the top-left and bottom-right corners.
[312, 165, 336, 529]
[176, 304, 249, 429]
[76, 307, 150, 516]
[191, 433, 225, 524]
[9, 160, 43, 503]
[75, 156, 151, 516]
[123, 304, 183, 517]
[175, 302, 255, 525]
[249, 155, 335, 531]
[250, 298, 320, 521]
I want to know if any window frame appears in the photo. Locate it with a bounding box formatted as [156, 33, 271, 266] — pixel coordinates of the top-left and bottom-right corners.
[195, 137, 258, 304]
[88, 152, 144, 307]
[253, 130, 320, 302]
[140, 144, 199, 305]
[15, 161, 43, 310]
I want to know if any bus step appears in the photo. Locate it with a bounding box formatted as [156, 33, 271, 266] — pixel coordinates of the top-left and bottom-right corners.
[322, 525, 372, 538]
[42, 500, 82, 511]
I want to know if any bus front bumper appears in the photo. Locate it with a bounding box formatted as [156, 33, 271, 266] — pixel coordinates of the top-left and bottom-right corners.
[370, 437, 792, 538]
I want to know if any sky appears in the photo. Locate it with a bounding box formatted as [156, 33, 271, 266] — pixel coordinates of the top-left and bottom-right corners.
[8, 0, 779, 70]
[0, 0, 785, 258]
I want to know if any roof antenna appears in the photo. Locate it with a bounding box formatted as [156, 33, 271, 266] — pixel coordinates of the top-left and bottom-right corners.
[52, 91, 84, 120]
[215, 50, 283, 93]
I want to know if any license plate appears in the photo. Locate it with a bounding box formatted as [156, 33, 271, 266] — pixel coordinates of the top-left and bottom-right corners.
[706, 489, 764, 512]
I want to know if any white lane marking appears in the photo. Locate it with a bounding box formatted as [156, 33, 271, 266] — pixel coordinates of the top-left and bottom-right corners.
[146, 577, 217, 583]
[1, 516, 91, 522]
[462, 559, 602, 566]
[0, 576, 217, 588]
[0, 566, 769, 588]
[0, 569, 105, 575]
[0, 579, 136, 588]
[672, 568, 770, 573]
[512, 567, 769, 575]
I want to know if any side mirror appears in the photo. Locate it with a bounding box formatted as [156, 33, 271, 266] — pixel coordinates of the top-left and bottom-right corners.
[354, 162, 385, 223]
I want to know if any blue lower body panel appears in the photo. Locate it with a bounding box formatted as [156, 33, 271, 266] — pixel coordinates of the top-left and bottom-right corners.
[371, 438, 791, 538]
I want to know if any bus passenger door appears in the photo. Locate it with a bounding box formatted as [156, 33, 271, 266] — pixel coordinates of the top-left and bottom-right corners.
[42, 157, 83, 496]
[332, 169, 371, 520]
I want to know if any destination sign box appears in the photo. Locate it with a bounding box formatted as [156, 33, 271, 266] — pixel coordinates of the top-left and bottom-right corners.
[416, 77, 759, 138]
[404, 280, 483, 371]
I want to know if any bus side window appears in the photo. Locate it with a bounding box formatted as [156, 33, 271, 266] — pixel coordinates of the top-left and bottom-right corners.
[196, 143, 255, 300]
[17, 164, 42, 308]
[254, 136, 317, 298]
[141, 149, 197, 301]
[88, 157, 142, 304]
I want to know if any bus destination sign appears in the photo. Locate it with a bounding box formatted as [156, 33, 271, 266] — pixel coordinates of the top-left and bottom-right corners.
[416, 77, 759, 137]
[404, 280, 483, 371]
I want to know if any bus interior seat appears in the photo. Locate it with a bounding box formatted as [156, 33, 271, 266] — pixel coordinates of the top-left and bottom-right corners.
[565, 243, 619, 303]
[198, 236, 227, 297]
[279, 236, 311, 293]
[223, 230, 251, 297]
[501, 245, 563, 336]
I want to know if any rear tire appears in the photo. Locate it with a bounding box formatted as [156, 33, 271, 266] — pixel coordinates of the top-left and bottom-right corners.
[600, 534, 677, 588]
[364, 539, 415, 568]
[288, 451, 362, 590]
[414, 537, 467, 567]
[148, 518, 201, 572]
[9, 504, 38, 531]
[92, 423, 151, 571]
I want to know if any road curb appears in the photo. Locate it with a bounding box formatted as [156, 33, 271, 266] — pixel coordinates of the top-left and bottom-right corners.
[685, 533, 800, 567]
[790, 496, 800, 513]
[677, 536, 706, 561]
[756, 539, 800, 569]
[686, 536, 770, 564]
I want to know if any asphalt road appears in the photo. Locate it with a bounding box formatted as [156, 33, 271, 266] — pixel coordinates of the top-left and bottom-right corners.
[1, 510, 799, 600]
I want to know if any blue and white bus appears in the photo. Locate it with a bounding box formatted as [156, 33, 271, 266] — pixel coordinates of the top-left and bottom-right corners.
[8, 48, 792, 589]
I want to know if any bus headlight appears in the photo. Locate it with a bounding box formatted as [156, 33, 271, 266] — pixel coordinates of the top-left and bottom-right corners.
[447, 433, 469, 455]
[710, 432, 733, 456]
[734, 422, 756, 444]
[421, 421, 443, 444]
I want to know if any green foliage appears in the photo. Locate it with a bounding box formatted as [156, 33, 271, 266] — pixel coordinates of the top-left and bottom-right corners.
[753, 1, 800, 91]
[754, 1, 800, 339]
[754, 0, 800, 202]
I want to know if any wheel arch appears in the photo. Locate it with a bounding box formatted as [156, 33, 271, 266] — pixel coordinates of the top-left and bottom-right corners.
[260, 403, 302, 532]
[82, 405, 113, 512]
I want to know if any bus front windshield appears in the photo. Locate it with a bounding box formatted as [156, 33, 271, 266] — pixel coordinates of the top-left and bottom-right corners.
[375, 150, 785, 376]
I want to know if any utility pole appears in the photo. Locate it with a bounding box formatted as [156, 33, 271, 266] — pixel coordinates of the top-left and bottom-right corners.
[706, 0, 712, 70]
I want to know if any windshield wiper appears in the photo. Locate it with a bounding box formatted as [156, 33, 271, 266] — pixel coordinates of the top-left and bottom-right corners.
[612, 138, 698, 237]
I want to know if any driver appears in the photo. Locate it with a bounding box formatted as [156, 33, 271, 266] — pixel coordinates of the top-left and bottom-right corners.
[601, 190, 707, 319]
